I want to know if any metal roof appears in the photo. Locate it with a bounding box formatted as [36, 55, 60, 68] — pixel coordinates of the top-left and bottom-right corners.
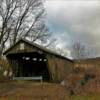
[3, 38, 73, 62]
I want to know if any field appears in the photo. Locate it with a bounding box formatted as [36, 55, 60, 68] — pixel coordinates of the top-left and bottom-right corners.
[0, 81, 100, 100]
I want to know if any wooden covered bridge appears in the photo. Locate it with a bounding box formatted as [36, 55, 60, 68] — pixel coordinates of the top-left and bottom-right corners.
[4, 39, 73, 82]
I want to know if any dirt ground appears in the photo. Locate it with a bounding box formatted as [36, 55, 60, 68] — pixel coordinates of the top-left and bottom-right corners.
[0, 81, 68, 100]
[0, 81, 100, 100]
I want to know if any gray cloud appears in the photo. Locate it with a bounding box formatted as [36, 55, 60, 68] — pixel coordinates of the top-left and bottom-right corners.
[45, 0, 100, 57]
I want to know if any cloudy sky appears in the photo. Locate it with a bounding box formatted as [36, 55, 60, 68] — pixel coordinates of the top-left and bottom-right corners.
[45, 0, 100, 58]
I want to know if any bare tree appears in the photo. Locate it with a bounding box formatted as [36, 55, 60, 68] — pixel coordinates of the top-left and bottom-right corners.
[0, 0, 48, 56]
[71, 41, 89, 59]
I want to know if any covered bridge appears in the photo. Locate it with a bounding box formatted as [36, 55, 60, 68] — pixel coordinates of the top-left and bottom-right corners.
[4, 39, 73, 82]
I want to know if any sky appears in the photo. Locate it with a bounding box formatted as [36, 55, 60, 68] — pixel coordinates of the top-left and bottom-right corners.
[45, 0, 100, 58]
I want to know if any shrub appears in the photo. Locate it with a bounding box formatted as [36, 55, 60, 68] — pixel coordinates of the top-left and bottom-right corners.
[0, 58, 11, 81]
[80, 79, 86, 86]
[79, 73, 95, 86]
[0, 69, 3, 77]
[84, 73, 95, 81]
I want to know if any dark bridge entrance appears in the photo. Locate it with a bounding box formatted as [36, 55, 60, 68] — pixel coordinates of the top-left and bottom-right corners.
[7, 52, 50, 81]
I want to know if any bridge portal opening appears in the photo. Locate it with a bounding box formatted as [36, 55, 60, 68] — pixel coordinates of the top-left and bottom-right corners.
[7, 52, 50, 81]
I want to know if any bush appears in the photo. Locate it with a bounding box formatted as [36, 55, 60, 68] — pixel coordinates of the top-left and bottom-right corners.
[0, 69, 3, 77]
[79, 73, 95, 86]
[84, 73, 95, 81]
[80, 79, 86, 86]
[0, 59, 11, 81]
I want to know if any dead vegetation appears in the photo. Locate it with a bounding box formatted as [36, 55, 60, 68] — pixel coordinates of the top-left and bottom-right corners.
[65, 66, 100, 96]
[0, 81, 67, 100]
[0, 59, 100, 99]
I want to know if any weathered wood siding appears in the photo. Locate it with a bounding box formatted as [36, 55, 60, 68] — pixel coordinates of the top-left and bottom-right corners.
[5, 41, 44, 55]
[4, 39, 74, 82]
[47, 54, 73, 82]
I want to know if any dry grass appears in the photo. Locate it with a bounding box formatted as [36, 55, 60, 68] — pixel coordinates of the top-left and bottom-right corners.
[0, 64, 100, 100]
[0, 81, 67, 100]
[0, 81, 100, 100]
